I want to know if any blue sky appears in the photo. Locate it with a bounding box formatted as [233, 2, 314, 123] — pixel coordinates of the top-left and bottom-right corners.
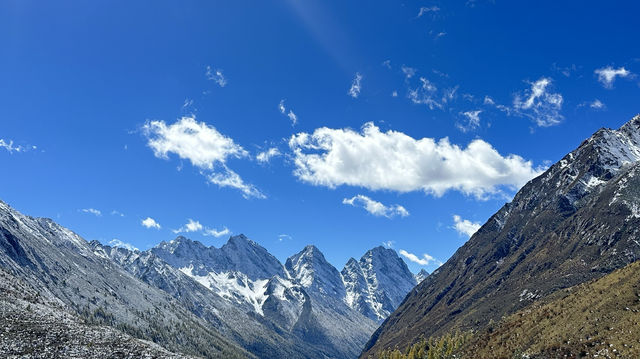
[1, 0, 639, 273]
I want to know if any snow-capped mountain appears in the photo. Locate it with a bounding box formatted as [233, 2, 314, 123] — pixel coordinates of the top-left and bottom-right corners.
[0, 196, 422, 358]
[0, 200, 248, 358]
[286, 245, 346, 299]
[341, 246, 418, 322]
[362, 115, 640, 357]
[415, 269, 429, 283]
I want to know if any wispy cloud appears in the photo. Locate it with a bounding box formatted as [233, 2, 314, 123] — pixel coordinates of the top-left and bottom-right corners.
[256, 147, 281, 163]
[342, 194, 409, 218]
[278, 234, 292, 242]
[108, 238, 138, 251]
[594, 66, 632, 89]
[348, 72, 363, 98]
[382, 240, 395, 248]
[173, 218, 230, 238]
[142, 116, 263, 199]
[141, 217, 161, 229]
[204, 227, 230, 238]
[590, 99, 605, 109]
[0, 139, 36, 154]
[80, 208, 102, 216]
[278, 99, 298, 126]
[452, 215, 481, 237]
[512, 77, 564, 127]
[206, 66, 227, 87]
[417, 6, 440, 17]
[110, 210, 125, 217]
[289, 122, 543, 199]
[401, 65, 417, 79]
[457, 110, 482, 132]
[579, 99, 606, 110]
[408, 77, 442, 110]
[399, 249, 443, 266]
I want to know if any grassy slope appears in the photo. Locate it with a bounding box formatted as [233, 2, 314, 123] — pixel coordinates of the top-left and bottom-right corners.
[462, 260, 640, 358]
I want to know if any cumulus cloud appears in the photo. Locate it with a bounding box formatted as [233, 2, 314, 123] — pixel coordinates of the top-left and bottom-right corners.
[289, 122, 542, 199]
[452, 215, 481, 237]
[399, 249, 442, 266]
[173, 219, 203, 233]
[348, 72, 363, 98]
[595, 66, 631, 89]
[513, 77, 563, 127]
[80, 208, 102, 216]
[458, 110, 482, 132]
[108, 239, 138, 251]
[142, 116, 263, 199]
[141, 217, 161, 229]
[256, 147, 281, 163]
[342, 194, 409, 218]
[206, 66, 227, 87]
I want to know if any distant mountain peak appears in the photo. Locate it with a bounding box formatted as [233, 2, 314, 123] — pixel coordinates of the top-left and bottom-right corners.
[341, 246, 417, 322]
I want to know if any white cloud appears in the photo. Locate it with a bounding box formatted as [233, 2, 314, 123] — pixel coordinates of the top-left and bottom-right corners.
[206, 66, 227, 87]
[408, 77, 442, 110]
[278, 234, 292, 242]
[458, 110, 482, 132]
[342, 194, 409, 218]
[110, 210, 125, 217]
[80, 208, 102, 216]
[590, 99, 605, 109]
[595, 66, 631, 89]
[204, 227, 230, 238]
[289, 122, 542, 199]
[108, 239, 138, 251]
[399, 249, 442, 266]
[173, 218, 230, 238]
[278, 100, 298, 125]
[417, 6, 440, 17]
[287, 111, 298, 126]
[256, 147, 281, 163]
[392, 91, 398, 97]
[142, 116, 263, 199]
[173, 219, 203, 233]
[513, 77, 563, 127]
[401, 65, 417, 79]
[182, 98, 194, 109]
[141, 217, 161, 229]
[382, 240, 395, 248]
[382, 60, 392, 69]
[348, 72, 363, 98]
[0, 139, 36, 153]
[452, 214, 481, 237]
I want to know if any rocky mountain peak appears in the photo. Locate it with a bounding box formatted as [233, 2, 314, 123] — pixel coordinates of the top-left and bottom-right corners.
[285, 245, 346, 299]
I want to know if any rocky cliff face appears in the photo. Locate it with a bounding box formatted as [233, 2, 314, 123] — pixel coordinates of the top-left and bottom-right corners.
[341, 246, 417, 322]
[362, 115, 640, 357]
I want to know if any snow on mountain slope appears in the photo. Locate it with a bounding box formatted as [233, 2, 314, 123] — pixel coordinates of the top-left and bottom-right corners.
[341, 246, 417, 322]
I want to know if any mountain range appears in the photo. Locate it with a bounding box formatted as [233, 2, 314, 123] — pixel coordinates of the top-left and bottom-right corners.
[0, 198, 421, 358]
[361, 115, 640, 357]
